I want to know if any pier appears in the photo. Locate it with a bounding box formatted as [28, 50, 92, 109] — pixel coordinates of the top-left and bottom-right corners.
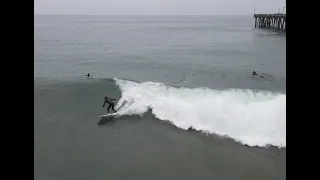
[254, 14, 286, 32]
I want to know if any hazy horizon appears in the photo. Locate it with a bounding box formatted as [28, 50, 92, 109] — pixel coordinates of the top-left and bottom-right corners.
[34, 14, 255, 16]
[35, 0, 286, 15]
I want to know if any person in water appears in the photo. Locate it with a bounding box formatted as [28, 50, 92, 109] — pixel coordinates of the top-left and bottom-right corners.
[252, 71, 264, 78]
[102, 96, 118, 113]
[87, 73, 90, 77]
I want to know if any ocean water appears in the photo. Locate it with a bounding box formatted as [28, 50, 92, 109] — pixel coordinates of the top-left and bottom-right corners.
[34, 15, 286, 180]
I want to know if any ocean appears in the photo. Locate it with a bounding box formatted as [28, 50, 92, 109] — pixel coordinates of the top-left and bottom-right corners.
[34, 15, 286, 180]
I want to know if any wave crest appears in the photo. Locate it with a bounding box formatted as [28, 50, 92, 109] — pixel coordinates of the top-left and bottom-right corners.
[114, 78, 286, 148]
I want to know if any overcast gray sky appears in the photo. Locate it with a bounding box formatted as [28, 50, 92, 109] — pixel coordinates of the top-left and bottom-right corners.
[35, 0, 286, 15]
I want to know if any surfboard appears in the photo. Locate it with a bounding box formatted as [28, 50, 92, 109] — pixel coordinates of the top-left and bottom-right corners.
[98, 112, 120, 118]
[98, 106, 124, 118]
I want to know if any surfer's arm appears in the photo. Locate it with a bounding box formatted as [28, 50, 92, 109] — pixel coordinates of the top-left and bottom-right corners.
[102, 101, 106, 108]
[111, 98, 118, 100]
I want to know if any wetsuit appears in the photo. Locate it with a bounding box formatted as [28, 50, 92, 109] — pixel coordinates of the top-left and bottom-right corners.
[102, 98, 117, 113]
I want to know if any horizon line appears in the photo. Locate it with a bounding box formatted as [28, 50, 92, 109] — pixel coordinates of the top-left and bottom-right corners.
[34, 14, 253, 16]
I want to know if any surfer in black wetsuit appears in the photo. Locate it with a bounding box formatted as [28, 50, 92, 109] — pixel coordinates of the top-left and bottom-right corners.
[102, 96, 118, 113]
[252, 71, 264, 78]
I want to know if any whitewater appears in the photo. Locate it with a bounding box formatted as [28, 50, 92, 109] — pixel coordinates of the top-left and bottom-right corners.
[113, 78, 286, 148]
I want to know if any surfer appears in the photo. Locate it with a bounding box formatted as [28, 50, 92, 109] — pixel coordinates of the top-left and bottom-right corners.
[102, 96, 118, 113]
[252, 71, 264, 78]
[252, 71, 257, 75]
[87, 73, 90, 77]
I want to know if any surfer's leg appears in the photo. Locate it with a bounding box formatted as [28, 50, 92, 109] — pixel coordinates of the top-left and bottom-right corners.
[111, 104, 117, 112]
[107, 104, 112, 113]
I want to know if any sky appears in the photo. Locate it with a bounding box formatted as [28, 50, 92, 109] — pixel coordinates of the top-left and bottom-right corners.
[34, 0, 286, 15]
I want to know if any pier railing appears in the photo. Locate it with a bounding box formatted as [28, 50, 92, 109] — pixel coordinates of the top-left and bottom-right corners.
[254, 14, 286, 31]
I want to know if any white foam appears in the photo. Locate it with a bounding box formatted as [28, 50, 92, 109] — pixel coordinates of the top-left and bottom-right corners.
[114, 78, 286, 148]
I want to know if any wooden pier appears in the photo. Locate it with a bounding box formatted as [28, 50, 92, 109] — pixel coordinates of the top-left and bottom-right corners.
[254, 14, 286, 32]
